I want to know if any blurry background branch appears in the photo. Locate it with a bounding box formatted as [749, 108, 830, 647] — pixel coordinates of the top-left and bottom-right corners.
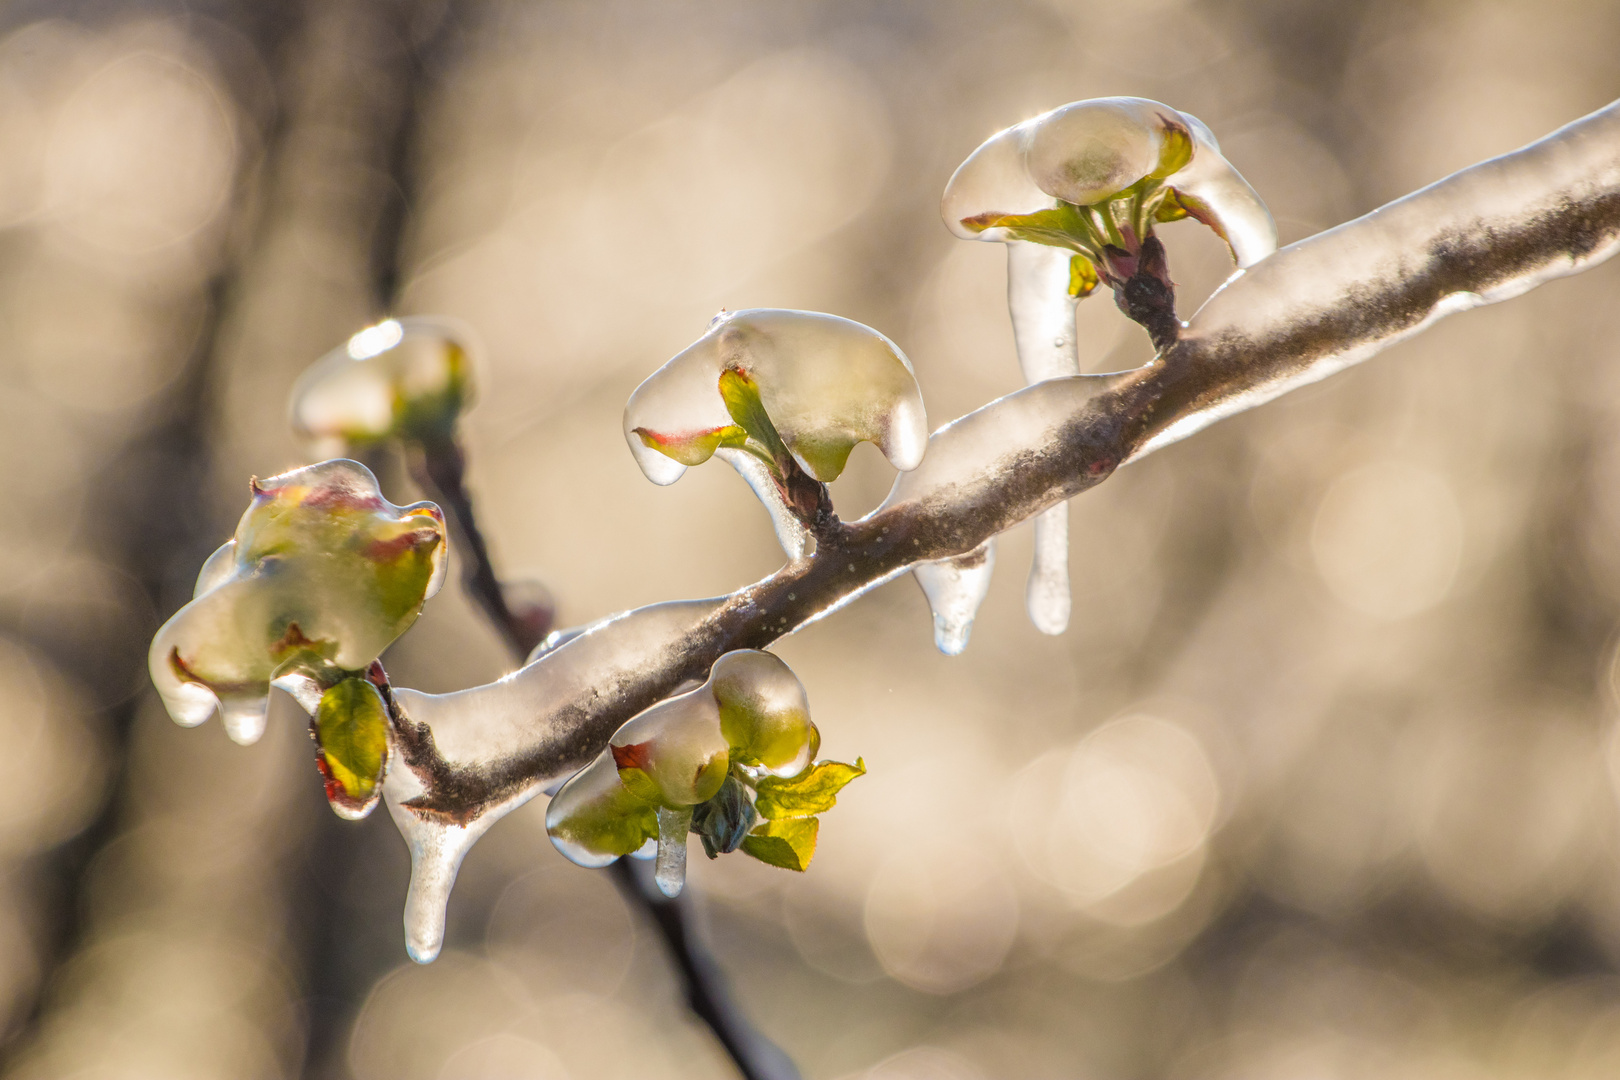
[3, 3, 1620, 1080]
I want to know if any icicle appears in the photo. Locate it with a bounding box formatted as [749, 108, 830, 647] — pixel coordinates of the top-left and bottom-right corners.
[1007, 241, 1080, 635]
[1027, 505, 1070, 635]
[655, 806, 692, 897]
[912, 539, 996, 655]
[387, 779, 537, 964]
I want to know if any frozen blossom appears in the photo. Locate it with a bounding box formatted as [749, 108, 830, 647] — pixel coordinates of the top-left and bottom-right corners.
[148, 459, 446, 746]
[546, 649, 861, 898]
[938, 97, 1276, 636]
[289, 316, 478, 456]
[624, 309, 928, 553]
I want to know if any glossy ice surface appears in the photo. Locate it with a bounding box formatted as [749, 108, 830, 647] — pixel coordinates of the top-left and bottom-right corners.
[940, 96, 1277, 269]
[147, 459, 446, 745]
[289, 316, 478, 455]
[546, 649, 817, 897]
[624, 308, 928, 486]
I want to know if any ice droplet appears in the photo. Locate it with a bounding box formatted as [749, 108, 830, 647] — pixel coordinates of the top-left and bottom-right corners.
[220, 694, 269, 746]
[1007, 242, 1079, 634]
[655, 806, 692, 898]
[1028, 505, 1070, 635]
[913, 540, 996, 655]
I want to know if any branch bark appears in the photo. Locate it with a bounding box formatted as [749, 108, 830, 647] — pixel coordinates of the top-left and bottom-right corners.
[377, 97, 1620, 928]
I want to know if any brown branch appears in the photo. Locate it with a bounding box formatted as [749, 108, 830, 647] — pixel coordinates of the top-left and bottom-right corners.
[384, 99, 1620, 827]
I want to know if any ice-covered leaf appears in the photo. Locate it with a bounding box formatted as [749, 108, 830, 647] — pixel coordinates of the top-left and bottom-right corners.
[290, 316, 478, 456]
[313, 676, 390, 820]
[754, 757, 865, 820]
[1156, 113, 1277, 268]
[624, 308, 928, 486]
[148, 459, 446, 745]
[543, 751, 660, 868]
[741, 816, 819, 872]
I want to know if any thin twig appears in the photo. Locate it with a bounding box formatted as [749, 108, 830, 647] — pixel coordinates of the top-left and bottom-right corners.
[407, 433, 553, 656]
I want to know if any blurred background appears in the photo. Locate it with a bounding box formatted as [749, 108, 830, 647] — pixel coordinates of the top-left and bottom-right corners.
[0, 0, 1618, 1077]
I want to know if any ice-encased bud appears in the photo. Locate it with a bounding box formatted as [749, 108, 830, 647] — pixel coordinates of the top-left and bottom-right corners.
[148, 459, 447, 745]
[710, 649, 816, 777]
[289, 316, 479, 456]
[546, 648, 822, 880]
[544, 751, 660, 868]
[610, 691, 732, 807]
[623, 309, 928, 486]
[1024, 98, 1192, 208]
[313, 675, 390, 820]
[940, 96, 1275, 269]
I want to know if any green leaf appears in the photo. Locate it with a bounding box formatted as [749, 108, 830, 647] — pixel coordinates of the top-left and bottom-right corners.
[741, 816, 819, 871]
[314, 676, 389, 817]
[754, 757, 865, 820]
[717, 368, 791, 461]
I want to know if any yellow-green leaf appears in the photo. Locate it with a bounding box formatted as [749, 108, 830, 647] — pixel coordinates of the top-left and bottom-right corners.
[741, 816, 819, 871]
[754, 757, 864, 820]
[314, 677, 390, 818]
[717, 368, 791, 461]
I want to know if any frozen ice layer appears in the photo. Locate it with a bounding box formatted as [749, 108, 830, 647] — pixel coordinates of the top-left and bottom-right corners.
[544, 648, 820, 897]
[289, 315, 479, 455]
[148, 459, 446, 745]
[940, 96, 1276, 272]
[623, 309, 928, 551]
[941, 97, 1276, 637]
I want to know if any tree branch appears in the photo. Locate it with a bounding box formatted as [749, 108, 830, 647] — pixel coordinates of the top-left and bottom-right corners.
[377, 97, 1620, 938]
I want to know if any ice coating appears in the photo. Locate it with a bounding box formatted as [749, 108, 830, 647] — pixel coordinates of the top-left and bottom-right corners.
[1027, 507, 1070, 635]
[941, 120, 1047, 242]
[388, 780, 536, 963]
[289, 315, 478, 456]
[655, 807, 692, 898]
[1007, 241, 1080, 635]
[375, 598, 727, 958]
[1023, 98, 1190, 207]
[623, 309, 928, 485]
[912, 540, 995, 655]
[715, 447, 811, 559]
[1161, 113, 1277, 268]
[941, 96, 1275, 273]
[545, 648, 818, 898]
[147, 460, 447, 746]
